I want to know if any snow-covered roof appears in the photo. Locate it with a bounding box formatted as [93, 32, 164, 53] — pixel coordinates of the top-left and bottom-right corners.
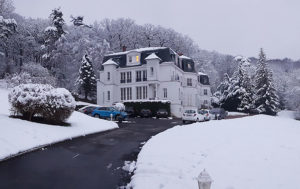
[180, 55, 192, 59]
[198, 72, 207, 76]
[102, 58, 118, 66]
[145, 53, 162, 61]
[107, 47, 168, 56]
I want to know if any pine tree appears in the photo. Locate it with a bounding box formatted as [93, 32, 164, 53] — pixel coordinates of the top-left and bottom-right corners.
[254, 48, 280, 115]
[212, 73, 231, 107]
[237, 58, 253, 113]
[76, 54, 97, 100]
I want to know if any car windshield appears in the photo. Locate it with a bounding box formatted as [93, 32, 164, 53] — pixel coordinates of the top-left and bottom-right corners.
[185, 110, 196, 114]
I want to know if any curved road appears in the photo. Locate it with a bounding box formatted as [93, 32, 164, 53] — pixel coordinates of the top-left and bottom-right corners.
[0, 118, 180, 189]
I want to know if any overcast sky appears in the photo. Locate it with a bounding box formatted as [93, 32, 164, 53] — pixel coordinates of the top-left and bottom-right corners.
[13, 0, 300, 60]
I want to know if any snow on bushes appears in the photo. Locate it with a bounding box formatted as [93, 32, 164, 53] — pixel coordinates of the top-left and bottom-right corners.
[6, 62, 56, 88]
[9, 84, 75, 123]
[113, 102, 125, 111]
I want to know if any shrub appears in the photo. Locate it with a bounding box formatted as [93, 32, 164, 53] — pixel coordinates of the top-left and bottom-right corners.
[9, 84, 75, 124]
[41, 88, 76, 122]
[123, 101, 171, 116]
[113, 102, 125, 111]
[6, 62, 56, 88]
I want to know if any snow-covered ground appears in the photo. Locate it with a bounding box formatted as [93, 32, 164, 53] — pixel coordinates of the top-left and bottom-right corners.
[0, 88, 118, 161]
[129, 114, 300, 189]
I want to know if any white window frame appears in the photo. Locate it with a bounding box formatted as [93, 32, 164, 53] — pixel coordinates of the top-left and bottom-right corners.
[107, 72, 110, 81]
[163, 88, 167, 98]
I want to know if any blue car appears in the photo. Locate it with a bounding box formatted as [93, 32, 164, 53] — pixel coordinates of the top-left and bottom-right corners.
[92, 107, 127, 123]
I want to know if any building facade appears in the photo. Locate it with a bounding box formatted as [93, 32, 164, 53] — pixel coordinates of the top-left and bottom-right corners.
[97, 47, 211, 118]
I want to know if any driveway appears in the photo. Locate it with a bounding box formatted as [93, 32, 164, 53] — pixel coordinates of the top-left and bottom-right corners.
[0, 117, 181, 189]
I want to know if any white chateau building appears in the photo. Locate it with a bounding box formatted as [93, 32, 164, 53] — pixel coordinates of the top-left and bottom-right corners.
[97, 47, 211, 118]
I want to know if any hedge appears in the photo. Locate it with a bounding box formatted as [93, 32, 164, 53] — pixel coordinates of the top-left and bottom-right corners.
[124, 101, 171, 116]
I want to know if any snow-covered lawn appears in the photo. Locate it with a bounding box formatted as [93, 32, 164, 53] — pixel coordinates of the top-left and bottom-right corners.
[129, 114, 300, 189]
[0, 88, 118, 161]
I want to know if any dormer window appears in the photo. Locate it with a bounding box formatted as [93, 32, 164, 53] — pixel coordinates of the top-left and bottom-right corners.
[127, 52, 140, 66]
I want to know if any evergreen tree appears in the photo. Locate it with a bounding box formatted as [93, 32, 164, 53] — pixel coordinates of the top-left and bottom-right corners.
[237, 58, 253, 112]
[212, 73, 231, 107]
[76, 54, 97, 100]
[254, 48, 280, 115]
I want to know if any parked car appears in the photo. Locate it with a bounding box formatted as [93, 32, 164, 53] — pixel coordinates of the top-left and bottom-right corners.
[125, 106, 135, 117]
[78, 106, 99, 116]
[210, 108, 228, 120]
[92, 107, 127, 123]
[199, 109, 211, 121]
[156, 109, 169, 118]
[182, 109, 205, 123]
[140, 109, 152, 118]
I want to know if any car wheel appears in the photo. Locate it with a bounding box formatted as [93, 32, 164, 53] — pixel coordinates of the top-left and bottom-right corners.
[196, 118, 199, 122]
[115, 115, 122, 123]
[94, 114, 100, 118]
[182, 120, 186, 124]
[88, 113, 92, 116]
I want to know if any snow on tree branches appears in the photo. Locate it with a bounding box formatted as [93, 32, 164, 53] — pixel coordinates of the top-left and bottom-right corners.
[71, 16, 92, 28]
[254, 48, 280, 115]
[213, 49, 280, 116]
[76, 54, 97, 100]
[213, 56, 253, 112]
[0, 15, 17, 39]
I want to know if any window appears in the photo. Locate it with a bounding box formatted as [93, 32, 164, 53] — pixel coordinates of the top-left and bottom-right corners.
[187, 78, 192, 86]
[204, 89, 208, 95]
[136, 86, 147, 99]
[143, 86, 147, 99]
[163, 88, 167, 98]
[127, 72, 132, 83]
[120, 72, 126, 83]
[129, 56, 132, 62]
[136, 71, 142, 82]
[136, 86, 142, 99]
[121, 72, 131, 83]
[136, 55, 139, 62]
[121, 87, 132, 100]
[107, 72, 110, 81]
[142, 70, 147, 81]
[150, 67, 154, 76]
[204, 100, 208, 104]
[107, 91, 110, 101]
[121, 88, 125, 100]
[127, 87, 132, 100]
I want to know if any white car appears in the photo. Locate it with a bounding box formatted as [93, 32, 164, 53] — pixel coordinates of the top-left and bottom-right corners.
[182, 109, 205, 123]
[199, 109, 211, 121]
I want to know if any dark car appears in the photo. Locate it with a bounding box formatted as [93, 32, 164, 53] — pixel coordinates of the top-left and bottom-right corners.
[78, 106, 98, 116]
[156, 109, 169, 118]
[125, 106, 135, 117]
[210, 108, 228, 120]
[140, 109, 152, 118]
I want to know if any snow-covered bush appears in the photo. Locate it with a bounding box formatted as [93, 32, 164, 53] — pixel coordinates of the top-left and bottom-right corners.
[41, 88, 76, 122]
[9, 84, 75, 123]
[113, 102, 125, 111]
[9, 84, 52, 120]
[6, 62, 56, 88]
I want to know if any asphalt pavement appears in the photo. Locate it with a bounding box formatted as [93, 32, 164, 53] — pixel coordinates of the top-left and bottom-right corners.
[0, 117, 181, 189]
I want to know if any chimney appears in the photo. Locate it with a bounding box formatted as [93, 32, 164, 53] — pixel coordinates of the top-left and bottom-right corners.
[122, 46, 127, 52]
[178, 52, 183, 56]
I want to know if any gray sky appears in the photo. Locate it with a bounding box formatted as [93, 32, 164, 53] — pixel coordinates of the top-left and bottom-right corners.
[13, 0, 300, 60]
